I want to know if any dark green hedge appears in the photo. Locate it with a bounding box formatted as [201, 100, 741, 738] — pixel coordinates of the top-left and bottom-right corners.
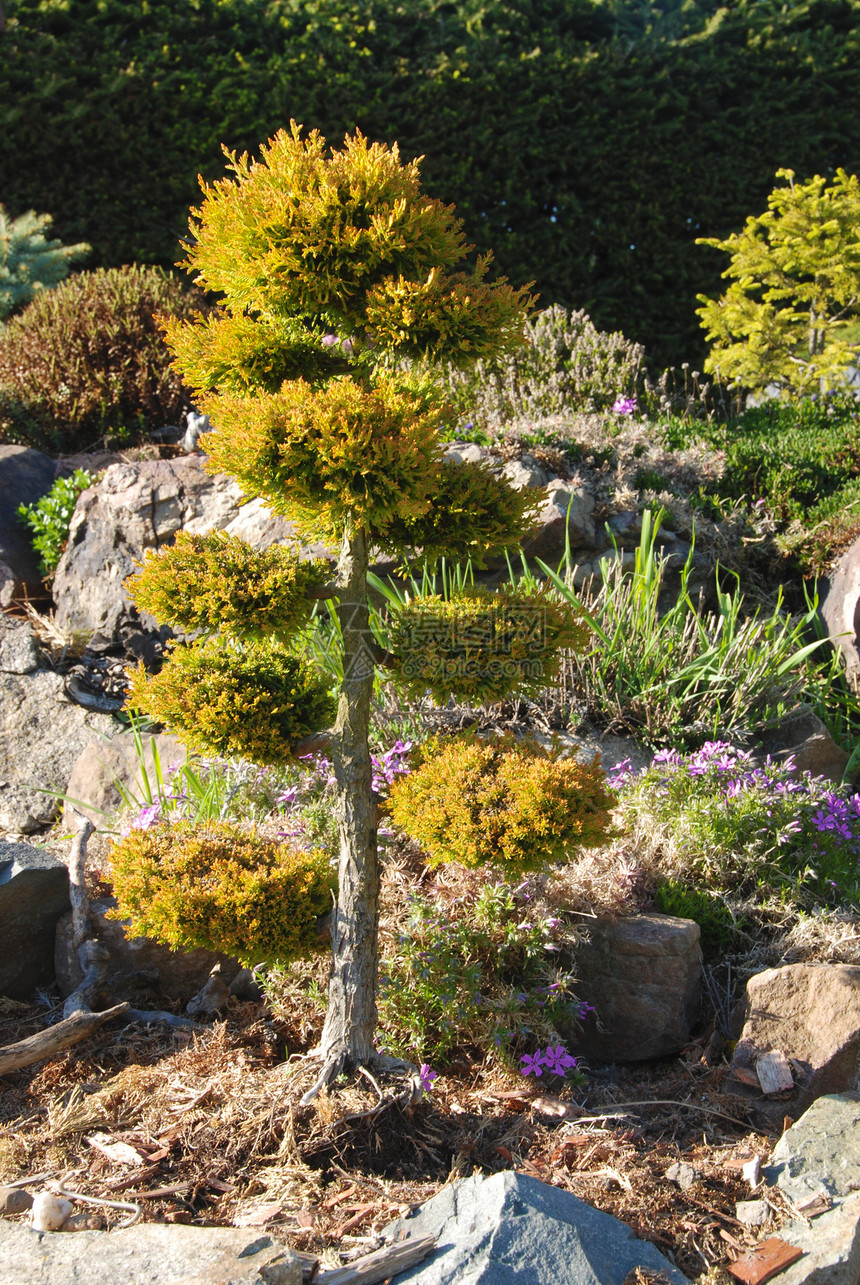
[3, 0, 860, 368]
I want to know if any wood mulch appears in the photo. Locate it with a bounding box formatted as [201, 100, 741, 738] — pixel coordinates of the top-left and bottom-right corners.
[0, 994, 789, 1281]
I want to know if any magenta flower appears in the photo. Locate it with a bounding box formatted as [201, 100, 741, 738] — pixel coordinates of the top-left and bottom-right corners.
[520, 1050, 546, 1077]
[419, 1063, 438, 1092]
[612, 395, 638, 415]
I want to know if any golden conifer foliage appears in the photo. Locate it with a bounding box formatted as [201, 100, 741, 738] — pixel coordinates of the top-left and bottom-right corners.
[387, 734, 617, 873]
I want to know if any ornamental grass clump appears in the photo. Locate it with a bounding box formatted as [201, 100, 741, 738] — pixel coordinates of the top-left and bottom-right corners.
[108, 820, 335, 967]
[614, 740, 860, 909]
[387, 733, 616, 873]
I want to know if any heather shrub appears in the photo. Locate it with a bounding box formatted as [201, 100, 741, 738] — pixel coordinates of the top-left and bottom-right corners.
[443, 305, 647, 429]
[125, 638, 337, 767]
[17, 468, 94, 575]
[377, 879, 585, 1063]
[384, 585, 589, 704]
[387, 733, 616, 873]
[130, 532, 331, 641]
[108, 820, 335, 966]
[0, 265, 207, 450]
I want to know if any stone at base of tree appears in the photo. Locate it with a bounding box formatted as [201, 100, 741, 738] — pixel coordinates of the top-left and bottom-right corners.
[561, 913, 702, 1062]
[729, 964, 860, 1115]
[63, 729, 187, 827]
[0, 841, 70, 999]
[754, 707, 852, 786]
[381, 1170, 687, 1285]
[761, 1094, 860, 1285]
[0, 1220, 301, 1285]
[55, 896, 242, 1005]
[0, 670, 117, 834]
[52, 456, 323, 641]
[0, 445, 56, 609]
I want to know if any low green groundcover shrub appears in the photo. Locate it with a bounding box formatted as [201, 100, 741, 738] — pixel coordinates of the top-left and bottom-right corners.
[612, 740, 860, 911]
[17, 468, 94, 575]
[663, 393, 860, 572]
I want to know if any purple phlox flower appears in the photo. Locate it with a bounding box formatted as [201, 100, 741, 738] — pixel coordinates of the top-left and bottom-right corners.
[812, 809, 839, 832]
[130, 802, 161, 831]
[612, 395, 638, 415]
[651, 749, 682, 767]
[277, 785, 299, 807]
[545, 917, 561, 930]
[542, 1044, 578, 1075]
[520, 1050, 546, 1077]
[724, 778, 744, 799]
[419, 1063, 438, 1092]
[754, 498, 767, 510]
[577, 1000, 596, 1017]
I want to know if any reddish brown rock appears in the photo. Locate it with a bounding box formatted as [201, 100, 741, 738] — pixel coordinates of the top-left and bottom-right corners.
[731, 964, 860, 1112]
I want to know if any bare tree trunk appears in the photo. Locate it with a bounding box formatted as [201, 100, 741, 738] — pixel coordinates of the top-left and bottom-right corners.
[308, 526, 378, 1091]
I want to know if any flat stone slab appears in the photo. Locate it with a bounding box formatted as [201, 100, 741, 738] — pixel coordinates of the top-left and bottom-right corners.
[0, 840, 70, 998]
[383, 1170, 687, 1284]
[0, 1219, 302, 1285]
[766, 1092, 860, 1202]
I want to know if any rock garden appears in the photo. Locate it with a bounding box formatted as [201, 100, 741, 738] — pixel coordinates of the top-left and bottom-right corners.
[3, 130, 860, 1285]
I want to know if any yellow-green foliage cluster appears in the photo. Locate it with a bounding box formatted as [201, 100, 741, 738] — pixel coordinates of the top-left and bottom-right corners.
[176, 125, 531, 363]
[201, 374, 445, 545]
[380, 458, 541, 561]
[108, 821, 335, 966]
[387, 734, 616, 873]
[126, 638, 335, 765]
[385, 586, 589, 704]
[128, 532, 330, 640]
[162, 124, 533, 552]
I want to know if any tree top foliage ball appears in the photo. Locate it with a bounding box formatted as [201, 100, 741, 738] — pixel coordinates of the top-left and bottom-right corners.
[163, 123, 535, 554]
[697, 167, 860, 398]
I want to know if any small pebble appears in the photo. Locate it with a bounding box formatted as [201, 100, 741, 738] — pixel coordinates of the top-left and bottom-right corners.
[30, 1193, 74, 1231]
[0, 1186, 34, 1216]
[743, 1156, 762, 1187]
[736, 1198, 770, 1227]
[665, 1161, 696, 1191]
[63, 1212, 105, 1231]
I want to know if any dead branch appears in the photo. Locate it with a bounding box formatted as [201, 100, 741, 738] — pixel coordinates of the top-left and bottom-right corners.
[316, 1236, 436, 1285]
[67, 814, 95, 949]
[0, 1003, 130, 1075]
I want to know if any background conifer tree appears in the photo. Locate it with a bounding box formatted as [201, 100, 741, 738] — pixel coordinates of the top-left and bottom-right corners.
[127, 124, 592, 1094]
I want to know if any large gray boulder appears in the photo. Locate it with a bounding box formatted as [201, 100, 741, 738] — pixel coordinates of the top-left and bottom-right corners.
[0, 840, 70, 998]
[52, 456, 319, 641]
[762, 1094, 860, 1285]
[565, 913, 702, 1062]
[0, 1220, 301, 1285]
[821, 538, 860, 682]
[0, 670, 116, 833]
[0, 444, 56, 607]
[383, 1170, 687, 1285]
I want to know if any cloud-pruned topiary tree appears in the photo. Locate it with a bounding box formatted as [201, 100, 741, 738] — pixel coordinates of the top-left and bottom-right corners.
[125, 123, 593, 1096]
[696, 168, 860, 398]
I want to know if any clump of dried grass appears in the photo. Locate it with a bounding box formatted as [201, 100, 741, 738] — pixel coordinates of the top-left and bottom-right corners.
[773, 907, 860, 966]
